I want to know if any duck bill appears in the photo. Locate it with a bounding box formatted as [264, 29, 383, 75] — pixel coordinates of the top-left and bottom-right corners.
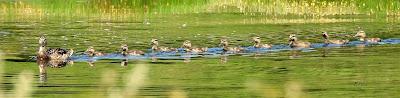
[322, 34, 328, 39]
[288, 41, 293, 45]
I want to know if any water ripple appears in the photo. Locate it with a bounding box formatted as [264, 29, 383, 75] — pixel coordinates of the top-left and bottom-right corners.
[69, 38, 400, 61]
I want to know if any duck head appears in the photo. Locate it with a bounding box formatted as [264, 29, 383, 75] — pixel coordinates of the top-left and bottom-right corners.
[288, 34, 297, 45]
[252, 37, 261, 44]
[121, 44, 128, 52]
[86, 46, 95, 56]
[39, 36, 47, 47]
[182, 40, 192, 48]
[87, 46, 95, 52]
[322, 32, 329, 39]
[151, 39, 159, 46]
[220, 39, 229, 47]
[354, 31, 366, 38]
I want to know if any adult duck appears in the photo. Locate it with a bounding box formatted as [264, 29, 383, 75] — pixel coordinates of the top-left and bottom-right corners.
[37, 36, 74, 74]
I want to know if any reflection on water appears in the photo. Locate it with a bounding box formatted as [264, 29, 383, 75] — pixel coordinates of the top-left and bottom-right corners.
[356, 44, 366, 53]
[87, 58, 95, 67]
[220, 54, 228, 63]
[321, 46, 329, 57]
[121, 58, 128, 66]
[151, 54, 157, 63]
[39, 72, 47, 83]
[290, 49, 301, 59]
[183, 53, 191, 63]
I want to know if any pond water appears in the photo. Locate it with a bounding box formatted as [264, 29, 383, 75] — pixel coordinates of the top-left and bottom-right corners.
[1, 0, 400, 98]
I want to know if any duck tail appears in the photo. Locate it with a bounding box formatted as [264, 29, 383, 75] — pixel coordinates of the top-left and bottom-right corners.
[203, 47, 208, 52]
[68, 49, 74, 57]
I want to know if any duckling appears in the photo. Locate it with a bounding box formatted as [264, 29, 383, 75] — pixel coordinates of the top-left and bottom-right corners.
[220, 39, 243, 53]
[121, 44, 145, 56]
[86, 46, 105, 57]
[322, 32, 349, 44]
[354, 31, 381, 43]
[151, 39, 177, 52]
[181, 40, 208, 53]
[37, 36, 74, 74]
[252, 37, 272, 48]
[288, 34, 311, 48]
[181, 40, 192, 52]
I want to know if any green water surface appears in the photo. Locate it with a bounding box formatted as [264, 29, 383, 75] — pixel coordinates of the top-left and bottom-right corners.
[1, 0, 400, 98]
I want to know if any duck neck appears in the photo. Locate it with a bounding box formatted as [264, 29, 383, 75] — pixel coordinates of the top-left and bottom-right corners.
[324, 38, 330, 43]
[359, 37, 365, 41]
[152, 44, 158, 50]
[38, 46, 46, 55]
[222, 44, 228, 50]
[254, 42, 260, 47]
[122, 51, 127, 56]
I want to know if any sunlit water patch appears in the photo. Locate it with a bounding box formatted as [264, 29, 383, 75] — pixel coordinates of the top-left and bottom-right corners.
[68, 38, 400, 61]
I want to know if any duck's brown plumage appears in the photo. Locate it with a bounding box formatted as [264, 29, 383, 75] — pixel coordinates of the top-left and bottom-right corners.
[37, 36, 73, 72]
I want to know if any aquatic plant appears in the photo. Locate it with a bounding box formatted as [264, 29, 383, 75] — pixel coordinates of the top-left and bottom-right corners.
[1, 0, 400, 21]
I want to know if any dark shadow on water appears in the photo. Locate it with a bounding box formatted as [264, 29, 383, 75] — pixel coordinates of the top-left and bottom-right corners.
[37, 84, 100, 88]
[33, 91, 82, 94]
[4, 58, 35, 62]
[149, 62, 176, 64]
[39, 73, 47, 83]
[271, 58, 293, 61]
[109, 61, 122, 63]
[304, 88, 328, 92]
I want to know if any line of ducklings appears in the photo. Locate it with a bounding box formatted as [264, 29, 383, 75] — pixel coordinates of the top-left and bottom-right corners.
[37, 30, 381, 69]
[84, 30, 380, 56]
